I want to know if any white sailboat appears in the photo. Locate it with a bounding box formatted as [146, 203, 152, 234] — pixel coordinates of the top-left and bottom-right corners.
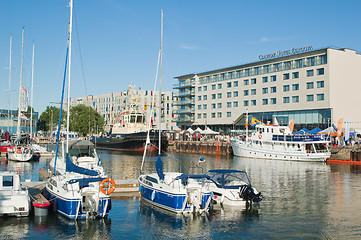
[138, 11, 212, 214]
[44, 0, 112, 220]
[7, 28, 34, 162]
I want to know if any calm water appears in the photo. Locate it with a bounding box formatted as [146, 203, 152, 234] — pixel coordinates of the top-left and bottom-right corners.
[1, 150, 361, 239]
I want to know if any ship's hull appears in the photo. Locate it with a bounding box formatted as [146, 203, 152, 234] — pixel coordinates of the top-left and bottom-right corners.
[92, 131, 168, 154]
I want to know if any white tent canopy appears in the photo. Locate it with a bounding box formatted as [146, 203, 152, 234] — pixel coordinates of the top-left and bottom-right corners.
[195, 127, 205, 134]
[204, 126, 219, 135]
[186, 127, 194, 134]
[318, 127, 336, 134]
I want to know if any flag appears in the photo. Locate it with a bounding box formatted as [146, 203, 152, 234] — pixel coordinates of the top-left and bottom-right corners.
[20, 87, 28, 111]
[251, 117, 263, 127]
[20, 113, 28, 120]
[245, 118, 248, 128]
[288, 120, 295, 133]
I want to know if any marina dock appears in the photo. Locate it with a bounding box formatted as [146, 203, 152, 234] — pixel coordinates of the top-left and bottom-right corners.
[168, 140, 233, 156]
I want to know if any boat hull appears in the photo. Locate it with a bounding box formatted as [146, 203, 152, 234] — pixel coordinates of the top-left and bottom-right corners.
[7, 152, 33, 162]
[231, 140, 330, 162]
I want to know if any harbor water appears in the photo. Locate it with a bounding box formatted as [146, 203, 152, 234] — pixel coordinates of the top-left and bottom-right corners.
[1, 150, 361, 239]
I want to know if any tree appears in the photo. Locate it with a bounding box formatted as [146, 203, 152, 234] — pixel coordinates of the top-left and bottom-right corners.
[38, 106, 66, 132]
[69, 104, 104, 136]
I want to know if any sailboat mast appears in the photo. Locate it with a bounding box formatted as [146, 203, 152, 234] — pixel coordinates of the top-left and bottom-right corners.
[17, 27, 25, 137]
[66, 0, 73, 153]
[8, 35, 13, 133]
[30, 44, 35, 138]
[158, 10, 163, 156]
[246, 109, 249, 142]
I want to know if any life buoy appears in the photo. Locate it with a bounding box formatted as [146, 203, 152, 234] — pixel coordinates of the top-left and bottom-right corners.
[16, 149, 22, 154]
[134, 124, 137, 127]
[100, 178, 116, 195]
[258, 134, 262, 139]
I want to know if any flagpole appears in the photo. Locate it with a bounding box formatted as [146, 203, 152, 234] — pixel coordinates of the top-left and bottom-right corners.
[246, 109, 248, 142]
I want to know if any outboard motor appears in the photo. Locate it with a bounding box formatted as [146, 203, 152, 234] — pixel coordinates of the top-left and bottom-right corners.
[239, 185, 263, 203]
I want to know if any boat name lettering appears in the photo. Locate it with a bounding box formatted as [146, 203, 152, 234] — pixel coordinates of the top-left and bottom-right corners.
[258, 46, 313, 61]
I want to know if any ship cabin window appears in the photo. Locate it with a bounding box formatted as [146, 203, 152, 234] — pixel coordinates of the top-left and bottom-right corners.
[2, 176, 13, 187]
[298, 144, 301, 149]
[267, 128, 269, 133]
[271, 129, 274, 133]
[145, 176, 158, 184]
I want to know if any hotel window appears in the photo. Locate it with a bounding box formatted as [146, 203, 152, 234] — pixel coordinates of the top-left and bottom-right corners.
[262, 88, 268, 94]
[251, 89, 256, 95]
[319, 54, 327, 64]
[233, 101, 238, 107]
[233, 81, 238, 87]
[283, 97, 290, 103]
[198, 105, 201, 110]
[212, 84, 216, 90]
[212, 94, 216, 99]
[295, 59, 303, 68]
[251, 78, 256, 84]
[203, 95, 207, 100]
[263, 99, 268, 105]
[270, 98, 276, 104]
[198, 87, 202, 92]
[307, 82, 314, 89]
[283, 85, 290, 92]
[218, 83, 222, 89]
[228, 72, 234, 79]
[211, 113, 216, 118]
[198, 96, 202, 101]
[262, 76, 268, 83]
[217, 112, 222, 118]
[263, 65, 270, 73]
[213, 74, 219, 81]
[270, 75, 276, 82]
[217, 93, 222, 99]
[283, 73, 290, 80]
[245, 68, 251, 76]
[220, 73, 227, 80]
[244, 90, 249, 96]
[227, 102, 232, 108]
[254, 67, 260, 75]
[317, 81, 324, 88]
[273, 63, 281, 72]
[244, 100, 249, 106]
[227, 92, 232, 98]
[292, 96, 299, 103]
[307, 94, 314, 102]
[317, 94, 325, 101]
[203, 86, 207, 91]
[292, 72, 299, 79]
[203, 113, 207, 118]
[244, 79, 249, 85]
[206, 76, 211, 81]
[211, 103, 216, 109]
[236, 70, 242, 78]
[251, 100, 256, 106]
[227, 112, 231, 117]
[317, 68, 324, 75]
[234, 91, 239, 97]
[284, 61, 291, 70]
[227, 82, 232, 88]
[203, 104, 207, 109]
[270, 86, 277, 93]
[198, 114, 201, 119]
[292, 84, 299, 91]
[307, 70, 314, 77]
[307, 57, 315, 66]
[217, 103, 222, 108]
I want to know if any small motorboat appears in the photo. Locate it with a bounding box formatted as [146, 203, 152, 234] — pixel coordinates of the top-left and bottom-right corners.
[7, 145, 34, 162]
[0, 171, 30, 217]
[206, 169, 262, 207]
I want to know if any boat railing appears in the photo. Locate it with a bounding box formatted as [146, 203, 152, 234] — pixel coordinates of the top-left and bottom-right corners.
[272, 134, 328, 142]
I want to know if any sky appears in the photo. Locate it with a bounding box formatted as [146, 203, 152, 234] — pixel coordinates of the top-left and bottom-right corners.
[1, 0, 360, 115]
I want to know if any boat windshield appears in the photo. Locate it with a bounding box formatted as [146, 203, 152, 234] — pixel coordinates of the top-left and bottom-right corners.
[207, 170, 251, 188]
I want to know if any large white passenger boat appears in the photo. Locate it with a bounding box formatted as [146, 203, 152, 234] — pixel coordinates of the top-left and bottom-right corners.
[231, 124, 331, 162]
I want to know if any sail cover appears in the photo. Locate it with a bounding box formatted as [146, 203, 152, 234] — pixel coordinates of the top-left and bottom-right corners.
[65, 154, 99, 176]
[155, 154, 164, 181]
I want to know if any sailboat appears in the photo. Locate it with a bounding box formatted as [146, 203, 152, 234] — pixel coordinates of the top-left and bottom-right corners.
[7, 28, 34, 162]
[138, 11, 212, 214]
[44, 0, 112, 219]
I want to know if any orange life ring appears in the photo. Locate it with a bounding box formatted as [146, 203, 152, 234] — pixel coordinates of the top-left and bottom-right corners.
[100, 178, 116, 195]
[258, 134, 262, 139]
[16, 149, 22, 154]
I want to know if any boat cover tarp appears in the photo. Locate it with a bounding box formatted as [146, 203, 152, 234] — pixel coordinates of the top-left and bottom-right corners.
[68, 177, 106, 187]
[155, 154, 164, 181]
[206, 169, 251, 189]
[66, 154, 99, 176]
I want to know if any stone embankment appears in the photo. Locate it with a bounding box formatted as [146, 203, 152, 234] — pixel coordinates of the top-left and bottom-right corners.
[167, 140, 233, 156]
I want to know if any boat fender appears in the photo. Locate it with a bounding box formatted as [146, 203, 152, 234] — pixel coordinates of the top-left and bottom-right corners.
[151, 190, 156, 201]
[258, 134, 262, 139]
[100, 178, 116, 195]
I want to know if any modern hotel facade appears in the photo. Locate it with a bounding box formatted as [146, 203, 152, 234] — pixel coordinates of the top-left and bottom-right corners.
[67, 85, 179, 131]
[174, 47, 361, 133]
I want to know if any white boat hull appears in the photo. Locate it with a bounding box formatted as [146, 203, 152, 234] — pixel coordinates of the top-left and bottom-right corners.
[7, 152, 33, 162]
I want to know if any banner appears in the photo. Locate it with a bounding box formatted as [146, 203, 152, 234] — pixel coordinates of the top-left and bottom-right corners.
[251, 117, 263, 127]
[20, 87, 28, 112]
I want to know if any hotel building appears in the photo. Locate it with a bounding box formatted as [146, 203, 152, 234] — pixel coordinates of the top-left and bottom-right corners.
[67, 85, 179, 131]
[174, 47, 361, 133]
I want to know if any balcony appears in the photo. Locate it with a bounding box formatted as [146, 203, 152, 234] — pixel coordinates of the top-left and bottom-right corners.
[173, 89, 195, 98]
[176, 115, 195, 122]
[173, 81, 195, 89]
[173, 99, 194, 106]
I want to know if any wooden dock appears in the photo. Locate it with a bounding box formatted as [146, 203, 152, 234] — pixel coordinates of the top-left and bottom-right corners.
[168, 140, 233, 156]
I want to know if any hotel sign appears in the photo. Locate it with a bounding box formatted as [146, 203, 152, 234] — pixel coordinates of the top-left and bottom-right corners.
[258, 46, 313, 61]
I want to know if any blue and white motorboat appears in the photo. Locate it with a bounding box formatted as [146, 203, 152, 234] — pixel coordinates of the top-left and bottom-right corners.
[138, 11, 212, 214]
[206, 169, 262, 207]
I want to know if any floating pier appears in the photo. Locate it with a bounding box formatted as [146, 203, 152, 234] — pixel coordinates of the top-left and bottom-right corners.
[168, 141, 233, 156]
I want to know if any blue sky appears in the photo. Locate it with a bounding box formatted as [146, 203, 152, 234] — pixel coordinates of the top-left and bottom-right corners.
[1, 0, 360, 114]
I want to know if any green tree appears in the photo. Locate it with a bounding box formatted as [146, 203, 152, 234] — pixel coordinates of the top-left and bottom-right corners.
[69, 104, 104, 136]
[38, 106, 66, 131]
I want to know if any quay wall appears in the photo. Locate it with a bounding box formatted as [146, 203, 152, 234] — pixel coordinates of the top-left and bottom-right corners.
[167, 140, 233, 156]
